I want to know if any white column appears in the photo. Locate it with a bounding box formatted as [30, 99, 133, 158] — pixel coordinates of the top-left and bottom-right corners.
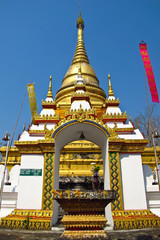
[51, 145, 60, 226]
[103, 140, 113, 227]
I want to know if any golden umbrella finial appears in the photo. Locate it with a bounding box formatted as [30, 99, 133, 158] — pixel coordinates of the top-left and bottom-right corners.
[108, 74, 114, 97]
[47, 75, 53, 98]
[77, 10, 84, 29]
[72, 11, 89, 65]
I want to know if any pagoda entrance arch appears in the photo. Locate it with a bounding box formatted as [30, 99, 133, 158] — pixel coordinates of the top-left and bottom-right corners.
[51, 119, 113, 226]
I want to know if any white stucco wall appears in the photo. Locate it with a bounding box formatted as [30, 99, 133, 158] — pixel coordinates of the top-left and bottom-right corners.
[70, 100, 91, 111]
[142, 164, 160, 217]
[40, 108, 55, 116]
[120, 153, 147, 210]
[102, 140, 113, 227]
[106, 107, 121, 115]
[146, 191, 160, 217]
[118, 129, 144, 140]
[17, 154, 44, 209]
[19, 131, 45, 141]
[0, 192, 17, 218]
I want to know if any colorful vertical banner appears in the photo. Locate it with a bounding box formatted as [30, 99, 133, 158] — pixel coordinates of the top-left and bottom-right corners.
[139, 42, 159, 103]
[27, 83, 37, 120]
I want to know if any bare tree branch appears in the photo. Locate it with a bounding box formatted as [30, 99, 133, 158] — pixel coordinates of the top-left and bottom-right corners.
[134, 104, 160, 147]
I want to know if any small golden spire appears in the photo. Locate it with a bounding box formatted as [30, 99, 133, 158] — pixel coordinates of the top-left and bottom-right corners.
[108, 74, 114, 97]
[47, 75, 53, 98]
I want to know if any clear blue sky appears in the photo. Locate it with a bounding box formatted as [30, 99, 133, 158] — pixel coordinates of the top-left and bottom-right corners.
[0, 0, 160, 144]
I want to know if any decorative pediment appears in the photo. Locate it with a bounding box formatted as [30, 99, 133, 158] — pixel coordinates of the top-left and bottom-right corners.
[33, 113, 60, 124]
[102, 111, 127, 123]
[52, 110, 118, 139]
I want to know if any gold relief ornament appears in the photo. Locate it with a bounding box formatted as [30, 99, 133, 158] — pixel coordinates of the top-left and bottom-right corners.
[34, 113, 60, 123]
[142, 158, 156, 171]
[105, 98, 120, 105]
[121, 143, 147, 153]
[71, 92, 89, 98]
[142, 146, 160, 168]
[42, 99, 56, 105]
[0, 209, 53, 230]
[112, 209, 160, 230]
[61, 214, 107, 228]
[44, 124, 54, 140]
[77, 113, 85, 122]
[52, 110, 119, 140]
[102, 111, 127, 120]
[114, 121, 118, 129]
[65, 107, 96, 117]
[104, 124, 118, 139]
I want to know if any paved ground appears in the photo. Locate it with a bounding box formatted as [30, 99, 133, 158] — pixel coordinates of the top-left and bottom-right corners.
[0, 228, 160, 240]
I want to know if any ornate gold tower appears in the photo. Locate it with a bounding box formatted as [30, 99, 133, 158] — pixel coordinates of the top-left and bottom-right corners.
[55, 11, 106, 109]
[0, 11, 160, 232]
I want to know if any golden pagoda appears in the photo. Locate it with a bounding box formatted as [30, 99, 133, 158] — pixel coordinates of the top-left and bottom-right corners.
[55, 11, 106, 110]
[0, 11, 160, 231]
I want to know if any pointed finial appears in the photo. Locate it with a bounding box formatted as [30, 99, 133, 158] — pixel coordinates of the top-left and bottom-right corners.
[79, 0, 81, 12]
[72, 10, 89, 65]
[108, 74, 114, 97]
[129, 114, 132, 122]
[47, 75, 53, 98]
[77, 10, 84, 29]
[78, 65, 82, 75]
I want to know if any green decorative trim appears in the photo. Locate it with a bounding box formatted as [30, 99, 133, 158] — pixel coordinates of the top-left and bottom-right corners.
[42, 153, 55, 210]
[109, 152, 123, 210]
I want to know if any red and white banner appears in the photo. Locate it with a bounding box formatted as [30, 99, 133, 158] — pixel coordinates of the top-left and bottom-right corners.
[139, 42, 159, 103]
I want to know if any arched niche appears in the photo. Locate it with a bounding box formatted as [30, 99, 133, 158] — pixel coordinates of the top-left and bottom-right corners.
[52, 120, 113, 226]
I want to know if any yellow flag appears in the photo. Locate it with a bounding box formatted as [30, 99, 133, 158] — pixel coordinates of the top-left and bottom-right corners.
[27, 83, 37, 121]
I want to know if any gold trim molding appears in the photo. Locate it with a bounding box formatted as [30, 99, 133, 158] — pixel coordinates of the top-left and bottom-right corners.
[14, 140, 55, 154]
[102, 111, 127, 122]
[105, 98, 120, 106]
[142, 146, 160, 170]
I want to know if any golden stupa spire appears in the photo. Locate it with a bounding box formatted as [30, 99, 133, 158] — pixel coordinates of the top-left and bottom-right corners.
[47, 75, 53, 98]
[108, 74, 114, 97]
[72, 11, 89, 65]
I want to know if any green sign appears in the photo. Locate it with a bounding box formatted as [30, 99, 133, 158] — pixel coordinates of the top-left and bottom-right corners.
[20, 169, 42, 176]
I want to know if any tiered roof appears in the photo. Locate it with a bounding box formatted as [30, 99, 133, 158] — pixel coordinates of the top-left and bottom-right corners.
[18, 12, 146, 143]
